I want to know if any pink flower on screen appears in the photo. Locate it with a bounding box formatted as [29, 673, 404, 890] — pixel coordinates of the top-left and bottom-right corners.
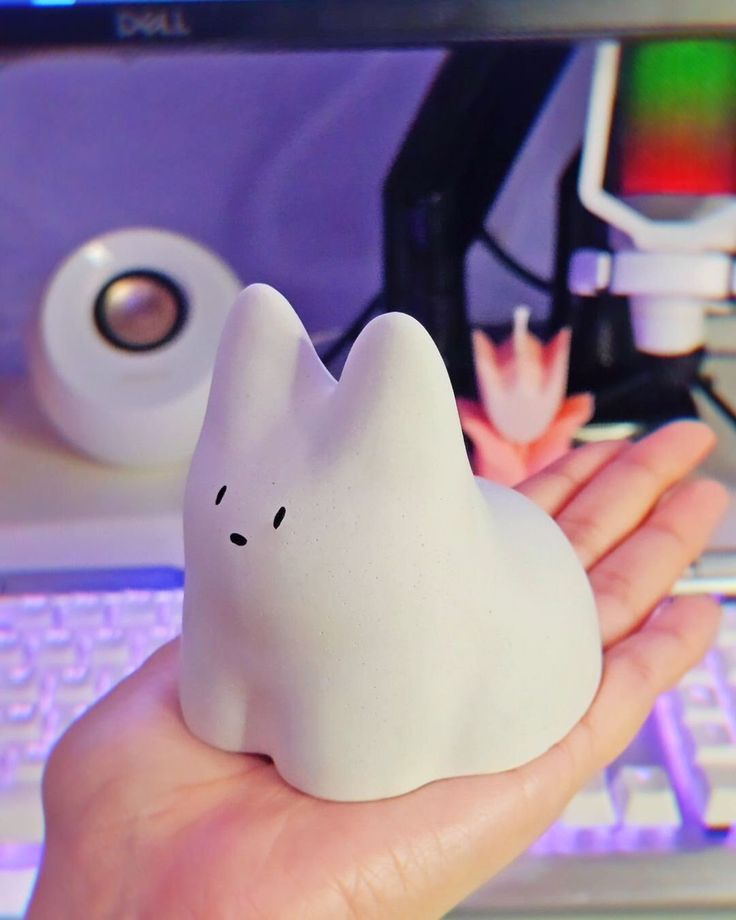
[457, 307, 594, 486]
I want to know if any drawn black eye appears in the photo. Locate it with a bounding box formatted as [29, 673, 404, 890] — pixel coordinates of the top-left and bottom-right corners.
[230, 533, 247, 546]
[273, 506, 286, 529]
[215, 485, 227, 506]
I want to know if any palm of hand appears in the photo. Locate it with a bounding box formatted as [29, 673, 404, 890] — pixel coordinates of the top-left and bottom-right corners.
[30, 422, 728, 920]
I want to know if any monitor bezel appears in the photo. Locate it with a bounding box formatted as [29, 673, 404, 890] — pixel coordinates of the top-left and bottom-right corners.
[2, 0, 736, 51]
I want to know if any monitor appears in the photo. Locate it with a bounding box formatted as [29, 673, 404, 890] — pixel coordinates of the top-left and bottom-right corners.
[2, 0, 736, 51]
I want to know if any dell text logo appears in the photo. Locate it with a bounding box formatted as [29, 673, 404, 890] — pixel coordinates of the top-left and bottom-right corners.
[115, 8, 192, 40]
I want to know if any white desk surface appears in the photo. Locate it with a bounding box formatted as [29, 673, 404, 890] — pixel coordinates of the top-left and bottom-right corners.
[4, 368, 736, 572]
[0, 374, 186, 571]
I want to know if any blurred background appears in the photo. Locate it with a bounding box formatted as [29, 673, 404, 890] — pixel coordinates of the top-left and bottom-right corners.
[0, 45, 590, 372]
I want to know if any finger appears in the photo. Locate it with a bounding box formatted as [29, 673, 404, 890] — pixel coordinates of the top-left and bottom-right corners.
[554, 420, 717, 568]
[516, 439, 628, 514]
[563, 594, 722, 777]
[592, 478, 730, 646]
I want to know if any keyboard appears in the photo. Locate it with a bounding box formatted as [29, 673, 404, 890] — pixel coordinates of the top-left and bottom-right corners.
[1, 566, 736, 918]
[0, 568, 184, 917]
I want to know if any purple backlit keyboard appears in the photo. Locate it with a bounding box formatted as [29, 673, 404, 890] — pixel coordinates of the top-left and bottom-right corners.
[1, 567, 735, 917]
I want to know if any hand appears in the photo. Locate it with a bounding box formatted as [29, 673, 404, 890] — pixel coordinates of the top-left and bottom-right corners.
[28, 421, 729, 920]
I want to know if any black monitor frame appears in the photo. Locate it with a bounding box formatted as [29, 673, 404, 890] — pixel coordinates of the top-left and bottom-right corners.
[5, 1, 736, 407]
[3, 0, 736, 51]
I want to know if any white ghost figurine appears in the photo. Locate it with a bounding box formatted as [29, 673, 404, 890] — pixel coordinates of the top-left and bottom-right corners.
[179, 284, 602, 802]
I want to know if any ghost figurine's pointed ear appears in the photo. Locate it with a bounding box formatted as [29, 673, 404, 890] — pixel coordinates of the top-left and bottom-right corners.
[330, 312, 471, 481]
[201, 284, 334, 443]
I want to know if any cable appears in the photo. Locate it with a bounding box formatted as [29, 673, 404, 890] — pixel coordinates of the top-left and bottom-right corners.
[477, 227, 552, 293]
[694, 375, 736, 428]
[318, 291, 384, 368]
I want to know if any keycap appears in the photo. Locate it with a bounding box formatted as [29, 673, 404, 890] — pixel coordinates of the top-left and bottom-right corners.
[611, 766, 681, 827]
[688, 721, 736, 767]
[677, 661, 717, 689]
[0, 629, 26, 670]
[158, 590, 184, 621]
[113, 594, 161, 628]
[0, 705, 44, 745]
[719, 608, 736, 643]
[558, 772, 617, 827]
[13, 753, 46, 785]
[716, 646, 736, 684]
[0, 783, 44, 842]
[15, 598, 56, 631]
[36, 630, 78, 669]
[23, 738, 57, 764]
[86, 629, 131, 668]
[0, 673, 40, 705]
[54, 668, 96, 706]
[149, 623, 176, 644]
[677, 684, 724, 726]
[58, 596, 108, 630]
[694, 765, 736, 828]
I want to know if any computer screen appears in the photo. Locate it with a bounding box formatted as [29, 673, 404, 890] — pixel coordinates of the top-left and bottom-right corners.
[2, 0, 736, 51]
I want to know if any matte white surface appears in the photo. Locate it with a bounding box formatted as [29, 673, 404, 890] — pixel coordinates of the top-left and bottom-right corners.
[179, 284, 602, 801]
[610, 251, 732, 298]
[629, 296, 707, 356]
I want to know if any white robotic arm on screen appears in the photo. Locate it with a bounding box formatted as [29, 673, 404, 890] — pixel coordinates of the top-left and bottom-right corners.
[570, 41, 736, 357]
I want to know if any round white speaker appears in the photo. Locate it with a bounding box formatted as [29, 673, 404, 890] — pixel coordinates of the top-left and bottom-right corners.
[28, 227, 242, 467]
